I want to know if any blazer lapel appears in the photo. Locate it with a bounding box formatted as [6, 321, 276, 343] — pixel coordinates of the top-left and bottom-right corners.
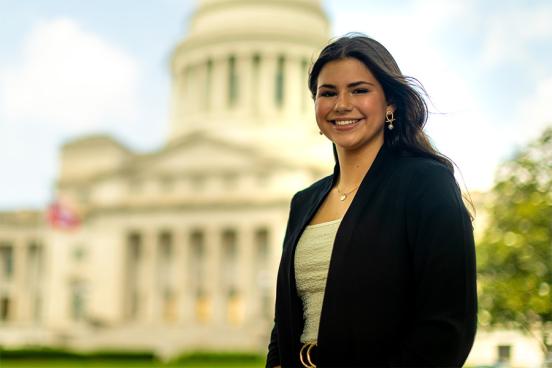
[331, 144, 391, 251]
[317, 145, 393, 354]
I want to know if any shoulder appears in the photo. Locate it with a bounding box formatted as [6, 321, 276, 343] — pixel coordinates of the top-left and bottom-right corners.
[392, 154, 454, 180]
[389, 154, 456, 193]
[291, 173, 333, 206]
[388, 154, 464, 208]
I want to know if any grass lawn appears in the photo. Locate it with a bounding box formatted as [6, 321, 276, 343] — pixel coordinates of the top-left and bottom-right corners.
[0, 359, 265, 368]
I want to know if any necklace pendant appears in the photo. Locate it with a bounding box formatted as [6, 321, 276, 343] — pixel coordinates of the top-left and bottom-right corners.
[339, 194, 347, 201]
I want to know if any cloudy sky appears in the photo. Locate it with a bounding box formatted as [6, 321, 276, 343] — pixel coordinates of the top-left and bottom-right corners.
[0, 0, 551, 210]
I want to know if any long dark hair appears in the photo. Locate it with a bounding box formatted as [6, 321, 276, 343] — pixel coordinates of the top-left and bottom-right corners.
[309, 33, 454, 172]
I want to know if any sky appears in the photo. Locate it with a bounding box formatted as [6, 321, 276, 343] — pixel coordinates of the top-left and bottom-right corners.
[0, 0, 551, 210]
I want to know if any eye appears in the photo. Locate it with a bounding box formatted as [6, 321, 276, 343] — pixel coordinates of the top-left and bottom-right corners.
[317, 90, 336, 98]
[352, 88, 369, 94]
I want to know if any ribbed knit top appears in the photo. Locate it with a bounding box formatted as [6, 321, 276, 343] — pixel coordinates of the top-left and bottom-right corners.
[294, 218, 342, 343]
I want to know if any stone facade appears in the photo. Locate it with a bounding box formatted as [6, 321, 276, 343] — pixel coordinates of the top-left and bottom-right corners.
[0, 0, 331, 357]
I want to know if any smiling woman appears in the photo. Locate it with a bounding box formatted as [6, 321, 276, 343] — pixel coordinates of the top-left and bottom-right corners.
[314, 58, 389, 160]
[266, 34, 477, 368]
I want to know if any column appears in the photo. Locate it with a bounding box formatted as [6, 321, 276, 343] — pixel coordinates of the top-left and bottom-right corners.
[141, 229, 157, 323]
[174, 228, 190, 324]
[284, 55, 302, 118]
[205, 225, 222, 324]
[184, 63, 201, 116]
[157, 231, 176, 324]
[210, 56, 229, 113]
[222, 226, 245, 326]
[302, 57, 314, 115]
[26, 241, 43, 323]
[196, 61, 208, 114]
[237, 53, 254, 117]
[238, 225, 255, 325]
[13, 238, 26, 322]
[258, 52, 277, 121]
[269, 223, 283, 318]
[169, 71, 185, 139]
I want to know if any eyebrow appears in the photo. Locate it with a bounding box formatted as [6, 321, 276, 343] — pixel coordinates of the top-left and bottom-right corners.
[318, 81, 375, 90]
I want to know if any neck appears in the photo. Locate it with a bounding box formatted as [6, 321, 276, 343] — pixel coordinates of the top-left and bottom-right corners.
[335, 141, 383, 190]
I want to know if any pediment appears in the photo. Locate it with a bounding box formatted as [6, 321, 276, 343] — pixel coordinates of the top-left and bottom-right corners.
[128, 132, 296, 176]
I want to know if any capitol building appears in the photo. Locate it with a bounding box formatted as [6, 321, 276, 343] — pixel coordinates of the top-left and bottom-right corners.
[0, 0, 546, 366]
[0, 0, 332, 358]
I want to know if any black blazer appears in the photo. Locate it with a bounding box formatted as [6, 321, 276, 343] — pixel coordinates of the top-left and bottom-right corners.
[266, 145, 477, 367]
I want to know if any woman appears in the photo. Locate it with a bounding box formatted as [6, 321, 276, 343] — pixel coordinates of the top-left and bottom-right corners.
[266, 34, 477, 367]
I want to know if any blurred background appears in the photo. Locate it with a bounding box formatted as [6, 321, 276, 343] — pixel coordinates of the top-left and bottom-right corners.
[0, 0, 550, 367]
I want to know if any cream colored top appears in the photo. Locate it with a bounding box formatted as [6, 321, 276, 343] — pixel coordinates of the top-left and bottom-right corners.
[294, 218, 342, 343]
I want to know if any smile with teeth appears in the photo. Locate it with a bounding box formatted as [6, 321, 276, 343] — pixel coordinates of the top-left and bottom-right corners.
[331, 119, 361, 126]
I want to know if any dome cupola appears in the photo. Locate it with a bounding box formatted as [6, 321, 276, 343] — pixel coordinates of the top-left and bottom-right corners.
[168, 0, 330, 143]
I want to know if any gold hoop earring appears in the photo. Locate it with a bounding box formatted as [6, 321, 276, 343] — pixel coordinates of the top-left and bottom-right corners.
[385, 110, 395, 130]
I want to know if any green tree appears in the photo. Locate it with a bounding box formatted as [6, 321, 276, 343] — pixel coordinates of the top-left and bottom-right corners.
[477, 126, 552, 357]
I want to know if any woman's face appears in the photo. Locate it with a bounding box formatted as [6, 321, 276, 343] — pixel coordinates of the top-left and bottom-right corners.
[315, 57, 392, 155]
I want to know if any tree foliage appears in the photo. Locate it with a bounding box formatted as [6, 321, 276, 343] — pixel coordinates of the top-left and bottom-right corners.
[477, 126, 552, 337]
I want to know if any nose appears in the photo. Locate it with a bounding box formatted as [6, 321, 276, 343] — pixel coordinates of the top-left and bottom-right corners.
[334, 92, 352, 113]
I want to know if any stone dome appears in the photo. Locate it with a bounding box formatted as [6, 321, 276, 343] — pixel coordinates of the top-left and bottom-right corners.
[186, 0, 329, 48]
[168, 0, 331, 165]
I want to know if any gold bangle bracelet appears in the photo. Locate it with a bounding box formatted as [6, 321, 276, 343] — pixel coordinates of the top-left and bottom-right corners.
[306, 342, 317, 368]
[299, 343, 311, 368]
[299, 342, 317, 368]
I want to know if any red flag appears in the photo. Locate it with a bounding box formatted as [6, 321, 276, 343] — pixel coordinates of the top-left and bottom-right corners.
[47, 201, 80, 230]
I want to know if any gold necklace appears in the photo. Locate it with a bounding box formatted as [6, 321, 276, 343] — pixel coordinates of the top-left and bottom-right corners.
[336, 185, 359, 201]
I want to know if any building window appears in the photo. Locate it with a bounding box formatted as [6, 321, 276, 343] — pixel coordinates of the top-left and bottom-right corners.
[260, 291, 272, 319]
[228, 55, 238, 107]
[158, 231, 173, 266]
[70, 280, 86, 322]
[129, 290, 139, 320]
[0, 296, 11, 321]
[129, 178, 143, 193]
[255, 228, 270, 262]
[227, 288, 243, 326]
[275, 56, 285, 108]
[221, 229, 238, 290]
[255, 227, 270, 287]
[27, 242, 43, 322]
[190, 174, 206, 191]
[190, 230, 209, 322]
[158, 231, 176, 322]
[27, 242, 43, 275]
[128, 232, 142, 261]
[126, 232, 142, 320]
[31, 295, 41, 323]
[497, 344, 511, 364]
[190, 230, 205, 291]
[71, 244, 86, 262]
[223, 172, 238, 190]
[0, 244, 14, 280]
[222, 229, 240, 324]
[160, 176, 174, 192]
[255, 228, 272, 319]
[195, 290, 211, 324]
[162, 289, 177, 323]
